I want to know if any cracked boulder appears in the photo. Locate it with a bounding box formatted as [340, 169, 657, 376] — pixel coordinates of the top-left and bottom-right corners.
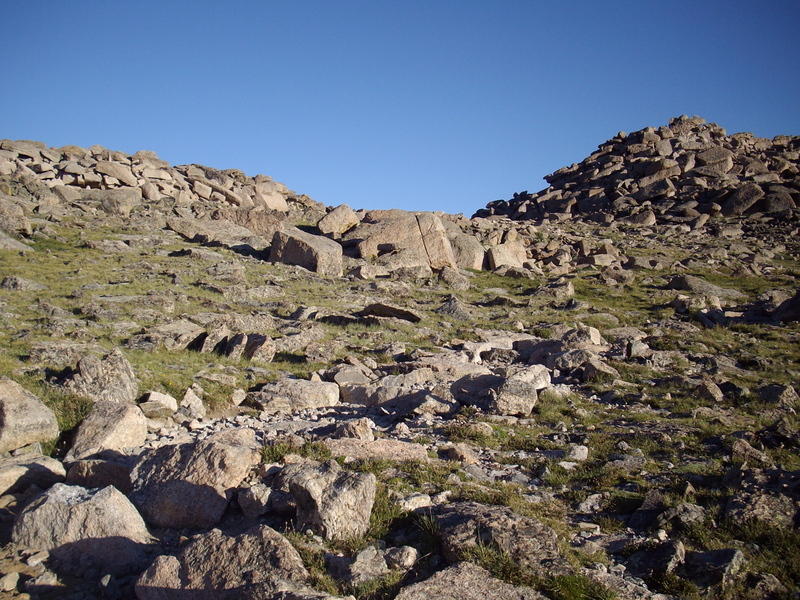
[0, 378, 59, 454]
[12, 484, 151, 575]
[279, 459, 376, 540]
[135, 525, 308, 600]
[130, 428, 261, 529]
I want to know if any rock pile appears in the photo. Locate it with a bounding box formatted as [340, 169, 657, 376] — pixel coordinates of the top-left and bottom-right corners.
[475, 116, 800, 225]
[0, 121, 798, 599]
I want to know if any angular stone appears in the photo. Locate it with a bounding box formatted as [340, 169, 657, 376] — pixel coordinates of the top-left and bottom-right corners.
[280, 459, 376, 540]
[138, 391, 178, 419]
[416, 212, 458, 269]
[323, 438, 428, 462]
[66, 401, 147, 461]
[94, 160, 138, 186]
[0, 454, 65, 495]
[0, 378, 59, 454]
[492, 365, 550, 416]
[395, 562, 546, 600]
[130, 428, 261, 529]
[135, 525, 307, 600]
[246, 379, 339, 414]
[12, 484, 151, 575]
[722, 182, 764, 216]
[317, 204, 360, 236]
[487, 241, 527, 269]
[357, 302, 422, 323]
[270, 226, 343, 277]
[66, 457, 133, 493]
[61, 349, 138, 404]
[425, 502, 567, 573]
[79, 187, 142, 217]
[450, 234, 485, 270]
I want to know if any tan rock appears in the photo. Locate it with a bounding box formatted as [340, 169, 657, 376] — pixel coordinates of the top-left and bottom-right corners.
[0, 378, 59, 454]
[66, 401, 148, 460]
[130, 428, 261, 528]
[12, 484, 151, 575]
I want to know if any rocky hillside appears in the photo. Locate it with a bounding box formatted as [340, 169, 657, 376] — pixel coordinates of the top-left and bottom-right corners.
[0, 130, 798, 600]
[475, 116, 800, 227]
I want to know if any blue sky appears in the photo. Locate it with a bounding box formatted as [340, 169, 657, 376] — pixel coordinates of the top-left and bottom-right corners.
[2, 1, 798, 215]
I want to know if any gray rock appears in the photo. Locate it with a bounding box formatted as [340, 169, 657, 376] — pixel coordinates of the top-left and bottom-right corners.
[395, 562, 546, 600]
[61, 348, 138, 404]
[317, 204, 360, 236]
[66, 401, 147, 460]
[426, 501, 567, 573]
[12, 484, 151, 575]
[247, 379, 340, 414]
[0, 454, 65, 495]
[138, 391, 178, 418]
[492, 365, 550, 416]
[130, 428, 261, 528]
[135, 525, 308, 600]
[0, 378, 59, 454]
[280, 459, 376, 540]
[722, 182, 764, 216]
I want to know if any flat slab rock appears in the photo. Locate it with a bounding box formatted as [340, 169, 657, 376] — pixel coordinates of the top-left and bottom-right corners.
[425, 501, 568, 574]
[395, 562, 546, 600]
[130, 428, 261, 529]
[322, 438, 429, 462]
[0, 454, 65, 495]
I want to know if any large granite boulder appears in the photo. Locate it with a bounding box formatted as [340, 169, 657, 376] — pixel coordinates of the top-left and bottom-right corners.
[279, 459, 376, 540]
[246, 379, 339, 414]
[66, 401, 148, 461]
[60, 348, 138, 404]
[130, 428, 261, 529]
[0, 378, 59, 454]
[270, 226, 343, 277]
[395, 562, 546, 600]
[135, 525, 308, 600]
[12, 484, 151, 574]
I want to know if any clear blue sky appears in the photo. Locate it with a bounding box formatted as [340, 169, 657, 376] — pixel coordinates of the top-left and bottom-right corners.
[2, 1, 798, 215]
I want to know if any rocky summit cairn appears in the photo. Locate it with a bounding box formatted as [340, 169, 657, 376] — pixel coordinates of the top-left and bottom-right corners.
[0, 124, 797, 599]
[475, 116, 799, 226]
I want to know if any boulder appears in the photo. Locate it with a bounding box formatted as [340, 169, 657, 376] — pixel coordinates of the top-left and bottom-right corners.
[270, 226, 343, 277]
[395, 562, 546, 600]
[357, 302, 422, 323]
[0, 454, 65, 495]
[425, 501, 567, 573]
[416, 212, 458, 269]
[130, 428, 261, 529]
[60, 348, 138, 404]
[95, 160, 138, 186]
[138, 391, 178, 419]
[135, 525, 307, 600]
[0, 378, 59, 454]
[280, 459, 376, 540]
[491, 365, 551, 417]
[66, 456, 134, 493]
[246, 379, 339, 414]
[721, 182, 764, 216]
[317, 204, 360, 236]
[12, 484, 151, 575]
[323, 438, 428, 462]
[487, 241, 527, 269]
[79, 187, 142, 217]
[449, 234, 485, 270]
[66, 401, 148, 461]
